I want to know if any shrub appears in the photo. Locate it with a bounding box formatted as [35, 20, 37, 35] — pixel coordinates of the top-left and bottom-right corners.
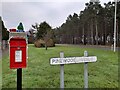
[34, 39, 55, 48]
[46, 39, 55, 47]
[34, 39, 45, 48]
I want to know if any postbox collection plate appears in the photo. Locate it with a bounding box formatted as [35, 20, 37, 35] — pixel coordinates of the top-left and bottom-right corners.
[15, 50, 22, 62]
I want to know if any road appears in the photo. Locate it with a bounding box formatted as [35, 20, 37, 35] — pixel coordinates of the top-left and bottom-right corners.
[0, 50, 2, 59]
[58, 44, 120, 51]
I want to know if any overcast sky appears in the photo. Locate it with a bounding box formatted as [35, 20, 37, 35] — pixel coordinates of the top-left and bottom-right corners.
[1, 0, 113, 31]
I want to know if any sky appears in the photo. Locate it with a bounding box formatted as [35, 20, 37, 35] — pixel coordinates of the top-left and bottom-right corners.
[1, 0, 114, 31]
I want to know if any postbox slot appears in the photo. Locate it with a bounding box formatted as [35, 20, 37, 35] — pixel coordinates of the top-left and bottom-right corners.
[10, 46, 26, 48]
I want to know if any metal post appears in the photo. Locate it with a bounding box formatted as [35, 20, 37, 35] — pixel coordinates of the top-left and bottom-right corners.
[114, 0, 117, 52]
[84, 51, 88, 89]
[60, 52, 64, 89]
[17, 68, 22, 90]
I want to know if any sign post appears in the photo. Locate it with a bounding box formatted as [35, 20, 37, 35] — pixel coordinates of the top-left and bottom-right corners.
[60, 52, 64, 89]
[50, 51, 97, 88]
[84, 51, 88, 89]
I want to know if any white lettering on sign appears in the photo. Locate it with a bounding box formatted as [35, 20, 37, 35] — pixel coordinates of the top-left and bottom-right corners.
[50, 56, 97, 65]
[15, 50, 22, 62]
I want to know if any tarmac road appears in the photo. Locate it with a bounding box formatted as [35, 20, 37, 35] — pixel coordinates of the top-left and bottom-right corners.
[0, 50, 2, 59]
[58, 44, 120, 51]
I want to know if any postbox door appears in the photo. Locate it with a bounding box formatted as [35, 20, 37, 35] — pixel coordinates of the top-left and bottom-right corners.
[10, 38, 27, 69]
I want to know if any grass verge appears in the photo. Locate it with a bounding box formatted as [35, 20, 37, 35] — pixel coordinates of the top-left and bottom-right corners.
[2, 44, 118, 88]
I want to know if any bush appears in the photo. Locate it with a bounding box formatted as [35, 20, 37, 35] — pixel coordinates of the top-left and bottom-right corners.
[34, 39, 55, 48]
[34, 39, 45, 48]
[46, 39, 55, 47]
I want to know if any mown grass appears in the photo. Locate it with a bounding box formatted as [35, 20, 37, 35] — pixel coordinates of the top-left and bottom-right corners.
[2, 44, 118, 88]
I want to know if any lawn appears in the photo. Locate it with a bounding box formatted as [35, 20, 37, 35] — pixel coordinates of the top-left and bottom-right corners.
[2, 44, 118, 88]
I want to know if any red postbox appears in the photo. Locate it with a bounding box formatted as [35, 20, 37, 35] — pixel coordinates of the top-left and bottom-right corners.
[9, 37, 27, 69]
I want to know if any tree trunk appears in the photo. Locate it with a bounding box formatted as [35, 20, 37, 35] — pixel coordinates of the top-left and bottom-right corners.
[104, 19, 106, 45]
[45, 42, 47, 50]
[72, 36, 74, 44]
[116, 19, 118, 47]
[82, 25, 85, 45]
[91, 19, 94, 45]
[96, 18, 98, 45]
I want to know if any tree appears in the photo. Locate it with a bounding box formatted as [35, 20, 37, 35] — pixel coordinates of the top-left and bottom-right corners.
[32, 21, 53, 50]
[32, 21, 52, 39]
[54, 1, 120, 46]
[44, 29, 54, 50]
[27, 29, 35, 44]
[0, 17, 9, 50]
[117, 1, 120, 46]
[1, 18, 9, 40]
[0, 16, 2, 41]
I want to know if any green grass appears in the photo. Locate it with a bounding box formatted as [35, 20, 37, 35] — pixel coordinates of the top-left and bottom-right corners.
[2, 44, 118, 88]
